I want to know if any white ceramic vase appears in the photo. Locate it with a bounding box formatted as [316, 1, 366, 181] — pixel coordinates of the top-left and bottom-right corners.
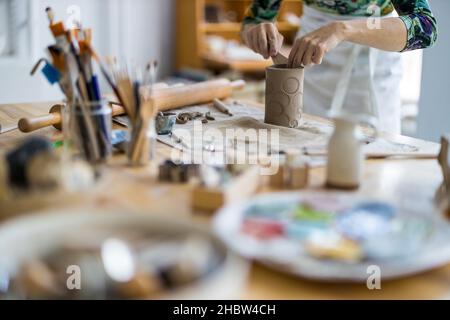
[326, 118, 366, 189]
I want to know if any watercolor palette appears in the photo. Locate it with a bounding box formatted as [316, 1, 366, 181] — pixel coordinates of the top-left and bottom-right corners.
[213, 192, 450, 282]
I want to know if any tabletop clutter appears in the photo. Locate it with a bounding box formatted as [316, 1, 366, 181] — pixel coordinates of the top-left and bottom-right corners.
[0, 7, 449, 299]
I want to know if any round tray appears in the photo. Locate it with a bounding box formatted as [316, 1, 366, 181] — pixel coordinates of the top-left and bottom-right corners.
[0, 209, 249, 299]
[213, 192, 450, 282]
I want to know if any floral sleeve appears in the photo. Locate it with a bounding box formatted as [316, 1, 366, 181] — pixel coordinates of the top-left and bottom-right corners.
[393, 0, 438, 51]
[242, 0, 282, 25]
[242, 1, 437, 51]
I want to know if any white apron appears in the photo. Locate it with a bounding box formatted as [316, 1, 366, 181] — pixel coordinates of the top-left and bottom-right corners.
[300, 5, 403, 134]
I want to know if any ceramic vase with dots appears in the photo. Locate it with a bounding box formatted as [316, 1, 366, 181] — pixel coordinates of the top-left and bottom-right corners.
[265, 64, 304, 128]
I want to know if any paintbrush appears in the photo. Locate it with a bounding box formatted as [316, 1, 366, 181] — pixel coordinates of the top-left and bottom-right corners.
[86, 47, 126, 108]
[45, 7, 66, 38]
[129, 61, 159, 164]
[45, 7, 54, 23]
[116, 72, 137, 122]
[47, 45, 66, 71]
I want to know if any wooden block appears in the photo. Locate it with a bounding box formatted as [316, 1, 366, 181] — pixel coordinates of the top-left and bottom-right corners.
[191, 165, 261, 213]
[269, 166, 285, 190]
[288, 164, 309, 189]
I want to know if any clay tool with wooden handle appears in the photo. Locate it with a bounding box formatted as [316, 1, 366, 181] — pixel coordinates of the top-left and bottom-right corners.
[273, 52, 305, 69]
[18, 103, 125, 133]
[272, 53, 289, 65]
[212, 99, 233, 116]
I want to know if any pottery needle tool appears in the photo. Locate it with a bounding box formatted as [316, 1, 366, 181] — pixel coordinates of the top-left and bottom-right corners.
[170, 132, 190, 150]
[212, 99, 233, 117]
[156, 137, 183, 152]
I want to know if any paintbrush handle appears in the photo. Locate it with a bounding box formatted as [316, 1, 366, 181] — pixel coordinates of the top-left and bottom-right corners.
[129, 118, 150, 165]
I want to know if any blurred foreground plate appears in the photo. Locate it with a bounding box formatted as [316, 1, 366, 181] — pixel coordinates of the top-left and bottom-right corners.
[213, 192, 450, 282]
[0, 209, 249, 299]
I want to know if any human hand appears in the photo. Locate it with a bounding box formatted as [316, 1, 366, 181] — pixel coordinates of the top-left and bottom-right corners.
[288, 21, 346, 68]
[241, 22, 284, 59]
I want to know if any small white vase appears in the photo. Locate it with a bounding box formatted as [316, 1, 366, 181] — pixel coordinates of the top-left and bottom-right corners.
[326, 118, 365, 189]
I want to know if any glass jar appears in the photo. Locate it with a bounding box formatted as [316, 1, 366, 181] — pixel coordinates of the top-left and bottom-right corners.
[62, 99, 112, 165]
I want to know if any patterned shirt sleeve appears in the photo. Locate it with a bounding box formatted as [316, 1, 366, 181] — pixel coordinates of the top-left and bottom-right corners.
[242, 0, 282, 25]
[393, 0, 438, 51]
[242, 1, 438, 52]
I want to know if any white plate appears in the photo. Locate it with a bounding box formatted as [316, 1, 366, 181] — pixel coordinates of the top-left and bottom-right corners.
[0, 209, 249, 299]
[213, 192, 450, 282]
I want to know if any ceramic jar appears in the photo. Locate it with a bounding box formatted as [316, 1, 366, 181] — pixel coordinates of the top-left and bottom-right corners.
[265, 64, 304, 128]
[326, 118, 365, 189]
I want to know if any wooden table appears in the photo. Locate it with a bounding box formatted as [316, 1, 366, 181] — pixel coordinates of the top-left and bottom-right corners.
[0, 101, 449, 300]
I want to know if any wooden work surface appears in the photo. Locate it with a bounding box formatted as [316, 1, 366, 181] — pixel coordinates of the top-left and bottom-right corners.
[0, 101, 449, 300]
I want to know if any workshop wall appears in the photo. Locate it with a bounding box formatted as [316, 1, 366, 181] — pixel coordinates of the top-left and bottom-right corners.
[0, 0, 176, 104]
[417, 0, 450, 142]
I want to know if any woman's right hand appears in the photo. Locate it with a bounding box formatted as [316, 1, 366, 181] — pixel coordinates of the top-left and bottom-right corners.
[241, 23, 284, 59]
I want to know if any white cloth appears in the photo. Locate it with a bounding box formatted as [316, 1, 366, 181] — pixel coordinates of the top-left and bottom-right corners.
[299, 6, 403, 134]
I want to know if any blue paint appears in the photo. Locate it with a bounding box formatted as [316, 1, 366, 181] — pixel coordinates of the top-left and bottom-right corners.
[336, 202, 396, 241]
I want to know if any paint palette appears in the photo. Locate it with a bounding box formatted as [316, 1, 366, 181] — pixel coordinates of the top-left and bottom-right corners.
[213, 192, 450, 282]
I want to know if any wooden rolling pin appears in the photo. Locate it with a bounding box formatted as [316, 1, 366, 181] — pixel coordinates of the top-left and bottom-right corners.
[18, 79, 245, 133]
[149, 78, 245, 111]
[18, 103, 125, 133]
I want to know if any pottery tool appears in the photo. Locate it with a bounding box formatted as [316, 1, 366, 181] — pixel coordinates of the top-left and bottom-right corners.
[170, 132, 190, 150]
[129, 100, 157, 164]
[436, 135, 450, 218]
[212, 99, 233, 116]
[28, 7, 117, 163]
[115, 59, 159, 166]
[272, 53, 288, 65]
[46, 7, 65, 38]
[85, 46, 127, 108]
[30, 58, 61, 85]
[47, 45, 66, 71]
[438, 135, 450, 189]
[156, 136, 183, 151]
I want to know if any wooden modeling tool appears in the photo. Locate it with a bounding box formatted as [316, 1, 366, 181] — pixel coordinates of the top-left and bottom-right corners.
[130, 100, 157, 164]
[436, 135, 450, 218]
[212, 99, 233, 116]
[272, 53, 288, 65]
[127, 60, 158, 166]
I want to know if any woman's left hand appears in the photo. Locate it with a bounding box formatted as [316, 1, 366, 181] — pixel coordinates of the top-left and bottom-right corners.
[288, 21, 347, 68]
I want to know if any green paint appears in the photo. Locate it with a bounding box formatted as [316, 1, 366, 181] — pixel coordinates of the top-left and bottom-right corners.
[293, 205, 333, 224]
